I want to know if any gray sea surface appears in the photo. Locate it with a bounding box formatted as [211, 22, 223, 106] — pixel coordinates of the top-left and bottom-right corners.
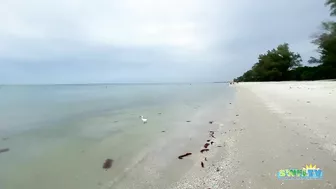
[0, 83, 233, 189]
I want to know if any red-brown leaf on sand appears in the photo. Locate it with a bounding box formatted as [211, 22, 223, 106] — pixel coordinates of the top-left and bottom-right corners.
[200, 149, 209, 153]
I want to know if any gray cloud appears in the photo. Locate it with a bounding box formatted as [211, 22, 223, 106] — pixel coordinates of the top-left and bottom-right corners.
[0, 0, 331, 84]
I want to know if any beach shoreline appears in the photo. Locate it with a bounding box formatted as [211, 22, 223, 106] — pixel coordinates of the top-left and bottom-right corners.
[1, 82, 336, 189]
[171, 81, 336, 189]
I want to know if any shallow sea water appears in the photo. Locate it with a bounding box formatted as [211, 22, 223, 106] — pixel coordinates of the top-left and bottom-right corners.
[0, 83, 233, 189]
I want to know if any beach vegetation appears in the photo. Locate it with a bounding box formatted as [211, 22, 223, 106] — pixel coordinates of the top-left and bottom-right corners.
[235, 0, 336, 82]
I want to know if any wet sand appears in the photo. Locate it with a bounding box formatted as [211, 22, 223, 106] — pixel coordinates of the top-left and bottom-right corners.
[108, 94, 232, 189]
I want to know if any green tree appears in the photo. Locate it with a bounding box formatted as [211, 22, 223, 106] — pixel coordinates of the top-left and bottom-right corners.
[309, 8, 336, 78]
[234, 0, 336, 82]
[311, 21, 336, 68]
[325, 0, 336, 16]
[235, 43, 302, 82]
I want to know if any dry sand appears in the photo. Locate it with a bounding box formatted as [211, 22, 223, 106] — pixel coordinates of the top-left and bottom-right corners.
[171, 81, 336, 189]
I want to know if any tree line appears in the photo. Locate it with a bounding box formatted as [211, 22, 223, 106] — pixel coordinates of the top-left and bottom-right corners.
[234, 0, 336, 82]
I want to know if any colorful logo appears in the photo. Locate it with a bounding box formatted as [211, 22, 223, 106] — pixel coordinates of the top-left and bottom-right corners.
[277, 164, 323, 180]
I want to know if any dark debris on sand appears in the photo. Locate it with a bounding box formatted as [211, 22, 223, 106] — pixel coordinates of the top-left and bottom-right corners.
[103, 159, 114, 170]
[178, 153, 192, 159]
[0, 148, 9, 154]
[209, 131, 215, 138]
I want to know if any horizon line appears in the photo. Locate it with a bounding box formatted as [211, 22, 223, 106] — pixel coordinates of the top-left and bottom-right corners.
[0, 81, 230, 86]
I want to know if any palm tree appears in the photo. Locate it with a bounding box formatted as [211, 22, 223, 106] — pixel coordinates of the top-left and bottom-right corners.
[325, 0, 336, 16]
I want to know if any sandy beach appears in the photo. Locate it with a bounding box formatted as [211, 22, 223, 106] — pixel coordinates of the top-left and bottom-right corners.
[172, 81, 336, 189]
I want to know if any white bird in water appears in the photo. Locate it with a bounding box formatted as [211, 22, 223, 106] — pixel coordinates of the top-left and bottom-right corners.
[139, 116, 147, 124]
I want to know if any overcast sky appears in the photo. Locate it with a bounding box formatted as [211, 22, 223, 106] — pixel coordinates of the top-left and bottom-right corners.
[0, 0, 331, 84]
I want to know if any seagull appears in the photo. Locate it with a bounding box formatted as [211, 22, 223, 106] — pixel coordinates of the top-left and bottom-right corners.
[139, 116, 147, 124]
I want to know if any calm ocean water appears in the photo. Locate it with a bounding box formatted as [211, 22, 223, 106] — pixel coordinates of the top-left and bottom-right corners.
[0, 84, 233, 189]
